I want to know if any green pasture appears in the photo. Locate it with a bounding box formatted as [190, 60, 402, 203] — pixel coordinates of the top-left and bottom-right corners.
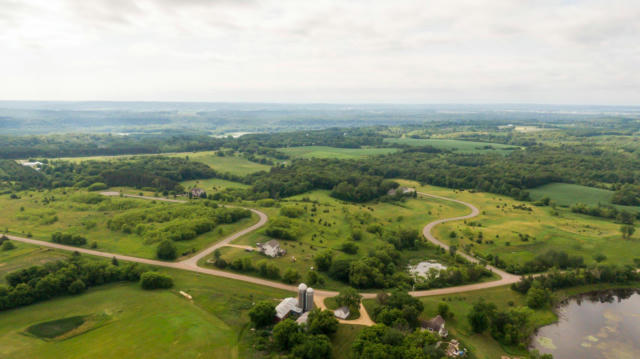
[0, 242, 68, 282]
[394, 180, 640, 269]
[0, 189, 258, 260]
[278, 146, 398, 159]
[529, 182, 638, 210]
[383, 138, 518, 154]
[203, 190, 470, 291]
[0, 247, 291, 359]
[52, 150, 270, 176]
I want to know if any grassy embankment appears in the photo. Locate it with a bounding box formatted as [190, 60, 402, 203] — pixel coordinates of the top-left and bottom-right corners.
[529, 182, 637, 210]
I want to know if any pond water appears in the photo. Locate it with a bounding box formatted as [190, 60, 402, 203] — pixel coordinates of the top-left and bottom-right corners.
[531, 289, 640, 359]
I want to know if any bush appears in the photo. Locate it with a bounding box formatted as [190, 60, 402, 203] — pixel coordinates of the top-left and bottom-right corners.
[156, 240, 177, 260]
[280, 206, 304, 218]
[140, 272, 174, 290]
[314, 250, 333, 272]
[249, 301, 276, 328]
[87, 182, 108, 191]
[341, 241, 359, 254]
[283, 268, 300, 284]
[51, 232, 87, 246]
[1, 240, 15, 251]
[67, 279, 86, 294]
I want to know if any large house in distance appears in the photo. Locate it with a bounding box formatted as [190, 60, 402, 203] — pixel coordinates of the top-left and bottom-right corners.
[275, 283, 314, 321]
[190, 188, 207, 198]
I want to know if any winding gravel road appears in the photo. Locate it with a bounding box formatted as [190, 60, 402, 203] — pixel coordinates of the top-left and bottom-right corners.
[6, 191, 522, 303]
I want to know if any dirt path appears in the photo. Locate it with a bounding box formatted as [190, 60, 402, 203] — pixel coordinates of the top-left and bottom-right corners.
[6, 190, 524, 327]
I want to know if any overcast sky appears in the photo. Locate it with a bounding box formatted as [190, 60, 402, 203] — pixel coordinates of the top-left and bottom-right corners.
[1, 0, 638, 104]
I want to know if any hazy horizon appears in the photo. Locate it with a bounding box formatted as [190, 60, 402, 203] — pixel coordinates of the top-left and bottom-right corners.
[2, 0, 639, 105]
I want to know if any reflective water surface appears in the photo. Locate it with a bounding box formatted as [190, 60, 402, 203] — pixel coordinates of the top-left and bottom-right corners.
[531, 289, 640, 359]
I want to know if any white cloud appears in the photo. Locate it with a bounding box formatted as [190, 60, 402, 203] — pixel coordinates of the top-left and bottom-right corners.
[0, 0, 638, 104]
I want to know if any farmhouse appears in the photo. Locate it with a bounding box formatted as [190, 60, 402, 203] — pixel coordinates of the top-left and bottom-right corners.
[21, 161, 43, 170]
[190, 188, 206, 198]
[421, 315, 448, 337]
[275, 283, 315, 321]
[257, 239, 286, 258]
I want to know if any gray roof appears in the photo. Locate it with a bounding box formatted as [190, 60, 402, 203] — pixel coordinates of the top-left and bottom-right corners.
[275, 297, 302, 319]
[423, 315, 445, 331]
[334, 306, 350, 320]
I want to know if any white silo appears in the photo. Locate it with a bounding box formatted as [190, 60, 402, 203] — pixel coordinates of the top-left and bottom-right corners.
[297, 283, 308, 309]
[305, 287, 315, 312]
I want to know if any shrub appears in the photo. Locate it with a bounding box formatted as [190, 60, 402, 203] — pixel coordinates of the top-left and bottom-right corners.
[249, 301, 276, 328]
[67, 279, 86, 294]
[1, 240, 15, 251]
[140, 272, 174, 290]
[280, 206, 304, 218]
[51, 232, 87, 246]
[283, 268, 300, 284]
[314, 250, 333, 271]
[341, 241, 359, 254]
[87, 182, 108, 191]
[156, 240, 177, 260]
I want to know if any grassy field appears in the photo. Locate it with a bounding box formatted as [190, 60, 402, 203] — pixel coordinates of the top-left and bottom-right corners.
[529, 182, 638, 210]
[393, 180, 640, 269]
[0, 241, 68, 282]
[0, 189, 258, 260]
[278, 146, 398, 159]
[53, 151, 270, 176]
[0, 246, 291, 359]
[202, 190, 470, 291]
[383, 138, 518, 154]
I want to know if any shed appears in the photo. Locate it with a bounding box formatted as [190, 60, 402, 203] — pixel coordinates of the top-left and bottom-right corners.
[334, 306, 350, 320]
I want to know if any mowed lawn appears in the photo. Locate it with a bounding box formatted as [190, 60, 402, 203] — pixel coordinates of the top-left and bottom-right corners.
[0, 189, 259, 260]
[278, 146, 398, 159]
[383, 138, 518, 154]
[0, 248, 291, 359]
[204, 189, 470, 291]
[529, 182, 638, 210]
[395, 180, 640, 268]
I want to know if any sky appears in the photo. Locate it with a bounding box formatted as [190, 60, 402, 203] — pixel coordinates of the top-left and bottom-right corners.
[1, 0, 639, 104]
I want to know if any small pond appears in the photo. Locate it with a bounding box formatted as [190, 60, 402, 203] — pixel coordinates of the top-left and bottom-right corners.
[531, 289, 640, 359]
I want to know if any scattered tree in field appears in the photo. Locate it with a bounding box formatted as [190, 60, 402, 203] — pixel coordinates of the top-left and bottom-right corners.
[273, 318, 302, 350]
[437, 302, 451, 319]
[249, 301, 276, 328]
[156, 240, 177, 260]
[291, 334, 332, 359]
[307, 309, 338, 335]
[335, 288, 362, 313]
[621, 225, 635, 239]
[314, 250, 333, 271]
[67, 279, 86, 294]
[341, 241, 359, 254]
[448, 245, 457, 257]
[468, 300, 496, 333]
[140, 272, 174, 290]
[283, 268, 300, 284]
[593, 253, 607, 263]
[1, 240, 15, 251]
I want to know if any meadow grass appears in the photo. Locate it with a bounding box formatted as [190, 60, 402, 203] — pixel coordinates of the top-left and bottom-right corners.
[383, 138, 518, 154]
[53, 151, 270, 176]
[0, 242, 68, 282]
[0, 189, 259, 260]
[203, 190, 469, 291]
[0, 245, 291, 359]
[529, 182, 637, 210]
[278, 146, 398, 159]
[394, 180, 640, 269]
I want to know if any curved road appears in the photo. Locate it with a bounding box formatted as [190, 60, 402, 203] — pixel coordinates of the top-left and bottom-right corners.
[6, 191, 521, 302]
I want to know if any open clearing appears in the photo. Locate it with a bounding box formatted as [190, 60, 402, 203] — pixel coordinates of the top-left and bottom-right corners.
[529, 182, 638, 210]
[0, 246, 290, 359]
[278, 146, 398, 159]
[203, 189, 470, 290]
[52, 151, 269, 176]
[395, 180, 640, 269]
[383, 138, 518, 154]
[0, 189, 259, 260]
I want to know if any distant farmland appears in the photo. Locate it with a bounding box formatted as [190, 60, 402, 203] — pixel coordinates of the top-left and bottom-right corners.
[278, 146, 398, 159]
[529, 183, 638, 210]
[383, 138, 518, 154]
